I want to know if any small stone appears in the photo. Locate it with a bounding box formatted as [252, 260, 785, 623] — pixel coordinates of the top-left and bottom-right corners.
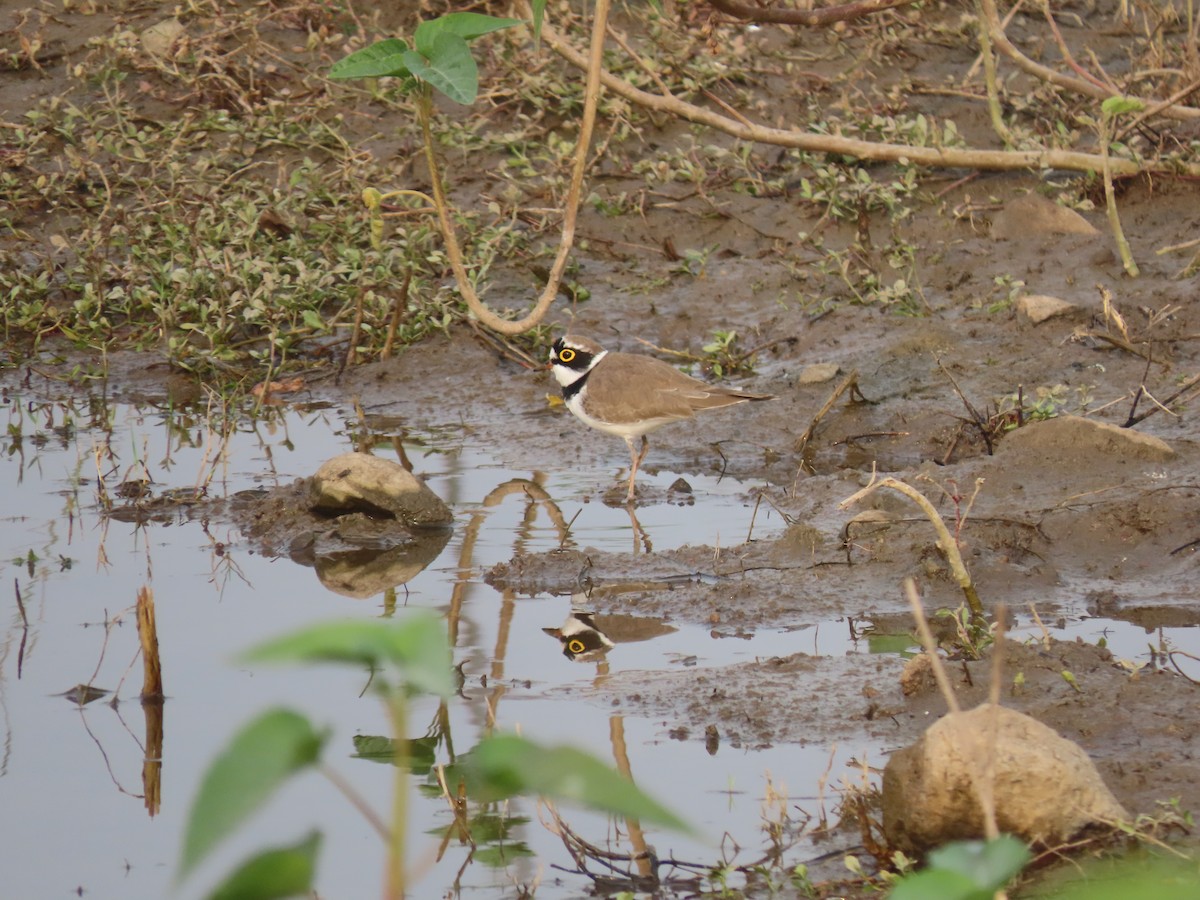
[1016, 294, 1079, 324]
[141, 17, 184, 57]
[899, 653, 936, 696]
[798, 363, 840, 384]
[992, 193, 1099, 239]
[668, 477, 693, 494]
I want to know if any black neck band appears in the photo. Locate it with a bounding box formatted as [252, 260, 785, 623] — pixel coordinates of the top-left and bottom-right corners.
[562, 367, 591, 401]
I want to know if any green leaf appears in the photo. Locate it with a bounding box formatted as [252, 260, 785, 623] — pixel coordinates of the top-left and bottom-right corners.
[867, 632, 919, 655]
[207, 831, 321, 900]
[328, 38, 412, 80]
[352, 733, 437, 774]
[889, 868, 987, 900]
[473, 842, 536, 868]
[890, 837, 1030, 900]
[1101, 96, 1145, 119]
[180, 710, 326, 879]
[928, 836, 1030, 888]
[403, 33, 478, 106]
[1047, 854, 1200, 900]
[530, 0, 547, 42]
[461, 734, 691, 832]
[415, 13, 523, 53]
[242, 613, 455, 698]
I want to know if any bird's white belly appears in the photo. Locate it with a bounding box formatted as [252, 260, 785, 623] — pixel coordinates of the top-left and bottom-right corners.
[565, 392, 675, 440]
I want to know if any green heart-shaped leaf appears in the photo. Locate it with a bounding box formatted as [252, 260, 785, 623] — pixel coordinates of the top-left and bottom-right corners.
[328, 38, 411, 80]
[179, 709, 326, 878]
[403, 33, 478, 106]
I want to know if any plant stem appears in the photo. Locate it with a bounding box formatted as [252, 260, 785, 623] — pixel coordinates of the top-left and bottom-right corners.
[416, 0, 613, 335]
[975, 0, 1013, 146]
[840, 475, 984, 618]
[385, 690, 408, 900]
[1099, 115, 1139, 277]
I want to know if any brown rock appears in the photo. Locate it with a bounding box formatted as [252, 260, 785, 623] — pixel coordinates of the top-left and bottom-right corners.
[882, 704, 1129, 854]
[310, 452, 453, 527]
[798, 363, 840, 384]
[1000, 415, 1175, 463]
[991, 194, 1099, 239]
[899, 652, 936, 696]
[1016, 294, 1079, 324]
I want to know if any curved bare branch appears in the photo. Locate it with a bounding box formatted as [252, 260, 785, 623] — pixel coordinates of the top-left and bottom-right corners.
[706, 0, 917, 27]
[536, 15, 1200, 176]
[428, 0, 611, 335]
[978, 0, 1200, 121]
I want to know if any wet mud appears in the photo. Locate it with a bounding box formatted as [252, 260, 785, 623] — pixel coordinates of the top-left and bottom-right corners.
[6, 0, 1200, 886]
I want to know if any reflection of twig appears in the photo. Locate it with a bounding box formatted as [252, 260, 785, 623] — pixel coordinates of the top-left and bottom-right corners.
[321, 762, 390, 840]
[1166, 650, 1200, 685]
[85, 606, 132, 691]
[13, 578, 28, 679]
[544, 799, 815, 891]
[76, 703, 143, 803]
[449, 478, 575, 646]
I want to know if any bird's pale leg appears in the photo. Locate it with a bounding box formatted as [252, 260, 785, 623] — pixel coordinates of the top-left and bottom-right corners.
[624, 435, 649, 503]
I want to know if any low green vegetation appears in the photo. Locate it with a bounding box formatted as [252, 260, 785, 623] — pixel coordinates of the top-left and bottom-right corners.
[6, 0, 1189, 384]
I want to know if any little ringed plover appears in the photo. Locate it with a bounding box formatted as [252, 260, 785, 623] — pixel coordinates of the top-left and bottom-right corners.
[549, 334, 773, 503]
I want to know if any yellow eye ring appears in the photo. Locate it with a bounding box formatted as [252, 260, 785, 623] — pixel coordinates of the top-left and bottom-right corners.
[567, 639, 586, 653]
[558, 348, 576, 363]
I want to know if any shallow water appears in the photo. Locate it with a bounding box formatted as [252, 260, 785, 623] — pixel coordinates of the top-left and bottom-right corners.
[0, 392, 1195, 899]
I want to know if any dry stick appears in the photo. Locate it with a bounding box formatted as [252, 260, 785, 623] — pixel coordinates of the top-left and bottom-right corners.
[974, 0, 1014, 145]
[1099, 113, 1140, 277]
[938, 359, 995, 455]
[966, 0, 1026, 80]
[340, 285, 365, 378]
[1028, 603, 1052, 651]
[1126, 370, 1200, 426]
[795, 370, 861, 454]
[537, 13, 1200, 175]
[424, 0, 611, 335]
[1041, 4, 1113, 91]
[381, 268, 412, 360]
[706, 0, 916, 26]
[1117, 75, 1200, 142]
[842, 476, 984, 617]
[904, 579, 961, 714]
[980, 606, 1008, 843]
[978, 0, 1200, 121]
[137, 586, 163, 699]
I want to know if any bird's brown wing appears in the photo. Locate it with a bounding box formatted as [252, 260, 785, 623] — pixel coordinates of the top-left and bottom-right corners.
[597, 352, 770, 423]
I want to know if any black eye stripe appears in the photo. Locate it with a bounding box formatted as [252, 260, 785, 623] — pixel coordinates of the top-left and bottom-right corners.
[552, 342, 592, 368]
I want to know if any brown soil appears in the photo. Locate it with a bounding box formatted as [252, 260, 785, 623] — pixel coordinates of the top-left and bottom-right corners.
[5, 0, 1200, 889]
